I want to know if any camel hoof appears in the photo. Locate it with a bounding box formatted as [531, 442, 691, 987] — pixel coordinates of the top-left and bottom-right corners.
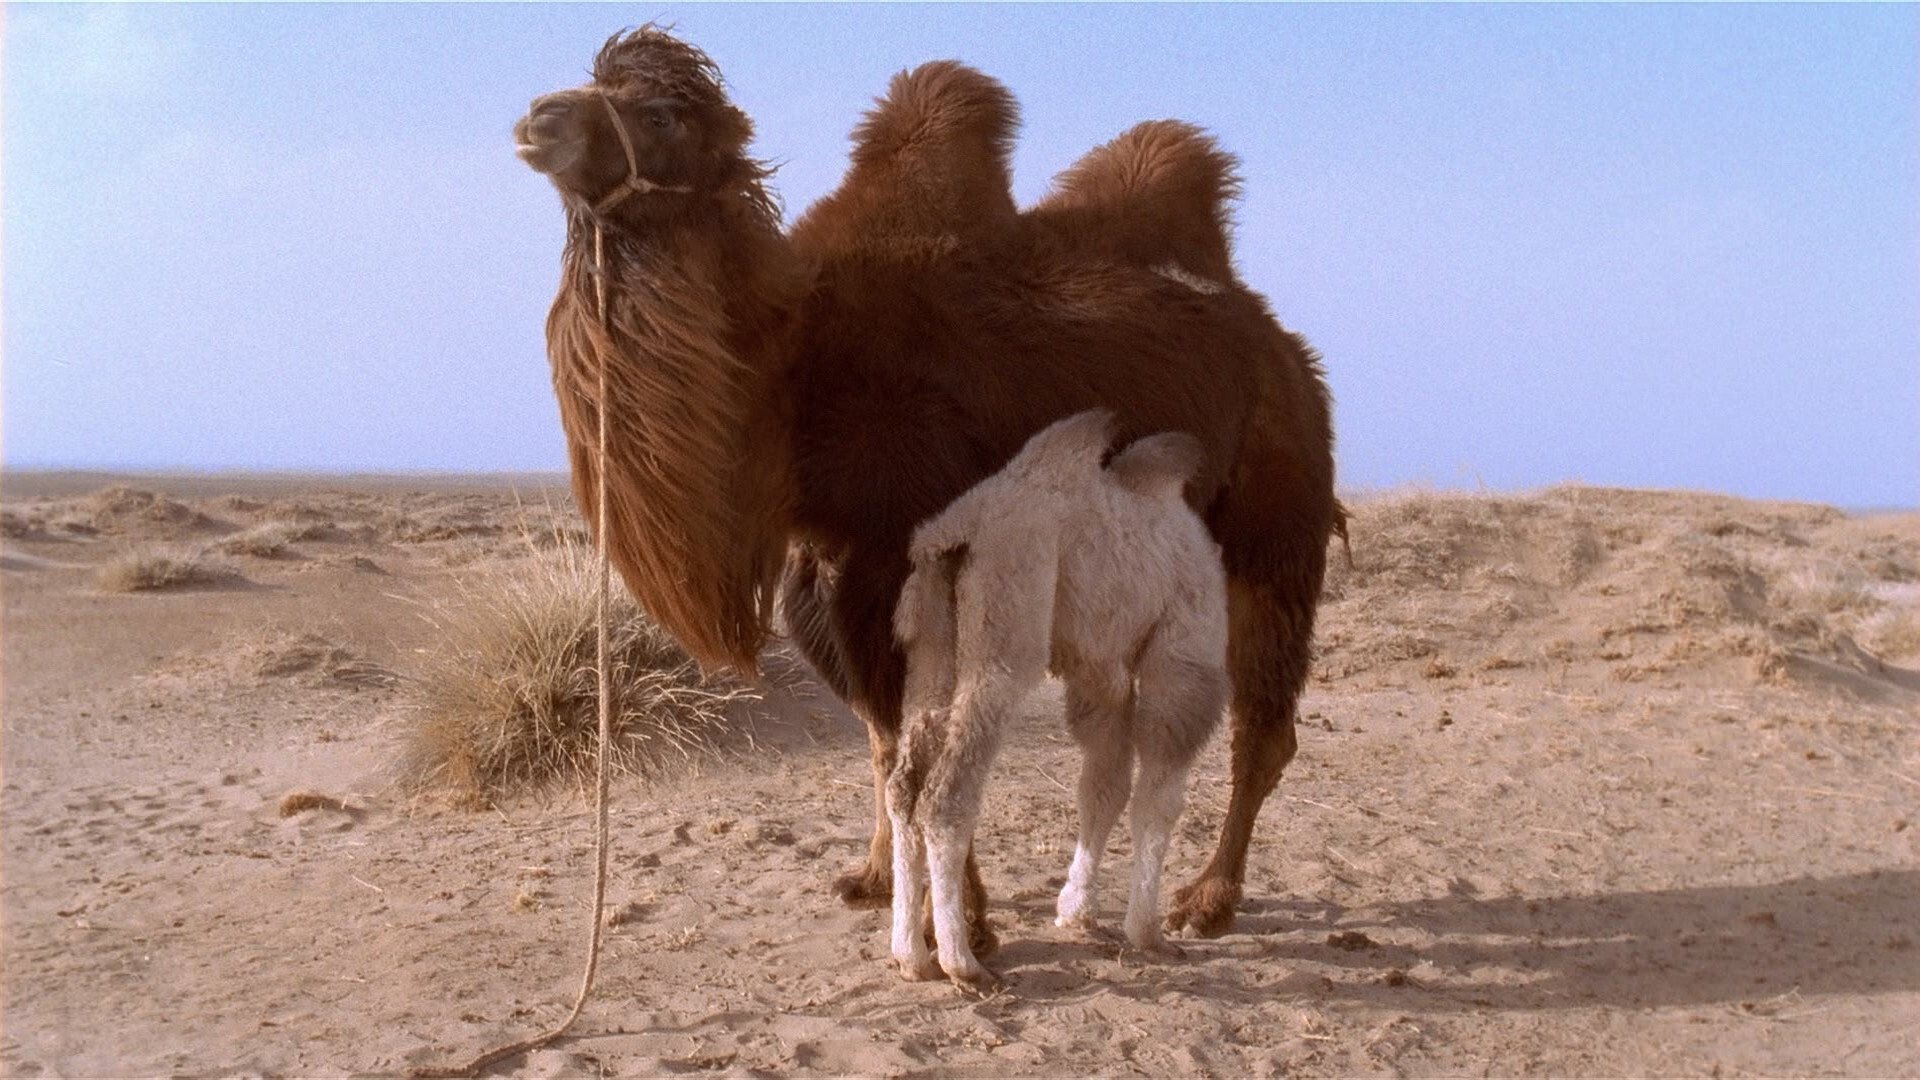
[919, 916, 997, 958]
[1164, 877, 1239, 939]
[832, 865, 892, 910]
[969, 917, 1000, 959]
[1055, 912, 1098, 931]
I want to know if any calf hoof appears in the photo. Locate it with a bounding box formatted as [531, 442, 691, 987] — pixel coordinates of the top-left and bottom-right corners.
[894, 953, 942, 982]
[946, 961, 1003, 997]
[1164, 876, 1240, 939]
[832, 863, 892, 910]
[1126, 928, 1187, 959]
[1055, 884, 1096, 929]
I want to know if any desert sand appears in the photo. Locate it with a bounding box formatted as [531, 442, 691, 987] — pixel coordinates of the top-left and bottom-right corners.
[3, 474, 1915, 1077]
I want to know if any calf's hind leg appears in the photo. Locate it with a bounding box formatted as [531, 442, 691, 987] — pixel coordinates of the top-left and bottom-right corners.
[886, 710, 943, 981]
[1055, 676, 1133, 930]
[822, 552, 999, 955]
[1167, 577, 1313, 938]
[1128, 651, 1227, 952]
[919, 679, 1019, 992]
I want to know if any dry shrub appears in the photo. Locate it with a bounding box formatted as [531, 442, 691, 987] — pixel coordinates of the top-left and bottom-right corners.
[81, 486, 214, 536]
[95, 547, 231, 592]
[1779, 560, 1878, 616]
[395, 539, 752, 807]
[247, 630, 396, 687]
[1857, 602, 1920, 662]
[215, 521, 302, 558]
[1, 509, 39, 540]
[279, 791, 353, 817]
[213, 514, 338, 558]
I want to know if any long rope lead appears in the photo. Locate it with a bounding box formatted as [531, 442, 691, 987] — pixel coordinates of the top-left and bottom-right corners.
[409, 221, 618, 1078]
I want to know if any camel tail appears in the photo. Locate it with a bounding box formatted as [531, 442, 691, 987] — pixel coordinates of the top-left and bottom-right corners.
[1332, 499, 1353, 568]
[1029, 119, 1242, 283]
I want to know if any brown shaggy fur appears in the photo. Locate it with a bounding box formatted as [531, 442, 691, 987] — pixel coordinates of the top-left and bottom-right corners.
[1027, 119, 1241, 283]
[517, 26, 1339, 941]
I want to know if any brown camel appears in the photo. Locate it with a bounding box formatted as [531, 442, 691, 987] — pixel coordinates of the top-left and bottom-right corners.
[513, 27, 1339, 946]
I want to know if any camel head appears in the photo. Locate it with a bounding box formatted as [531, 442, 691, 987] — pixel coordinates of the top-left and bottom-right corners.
[515, 27, 762, 219]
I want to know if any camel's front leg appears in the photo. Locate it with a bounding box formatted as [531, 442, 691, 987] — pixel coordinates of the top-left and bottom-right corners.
[833, 714, 899, 909]
[822, 549, 909, 911]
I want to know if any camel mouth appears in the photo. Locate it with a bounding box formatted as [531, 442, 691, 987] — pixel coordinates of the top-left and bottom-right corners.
[514, 102, 586, 174]
[514, 130, 584, 175]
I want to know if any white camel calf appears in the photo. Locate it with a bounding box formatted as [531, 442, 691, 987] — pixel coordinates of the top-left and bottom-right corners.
[886, 409, 1230, 990]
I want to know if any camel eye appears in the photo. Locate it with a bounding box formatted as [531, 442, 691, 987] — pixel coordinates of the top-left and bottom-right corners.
[641, 100, 677, 131]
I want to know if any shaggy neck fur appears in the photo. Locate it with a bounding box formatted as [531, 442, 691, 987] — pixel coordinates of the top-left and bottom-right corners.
[547, 190, 805, 673]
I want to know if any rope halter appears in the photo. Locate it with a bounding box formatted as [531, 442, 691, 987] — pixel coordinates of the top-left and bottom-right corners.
[591, 90, 693, 216]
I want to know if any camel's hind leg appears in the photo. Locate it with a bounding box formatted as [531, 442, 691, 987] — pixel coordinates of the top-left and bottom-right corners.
[1127, 651, 1226, 951]
[1055, 676, 1133, 930]
[1167, 577, 1313, 938]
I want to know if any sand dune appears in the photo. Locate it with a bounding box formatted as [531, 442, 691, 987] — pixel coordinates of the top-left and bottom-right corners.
[3, 474, 1915, 1076]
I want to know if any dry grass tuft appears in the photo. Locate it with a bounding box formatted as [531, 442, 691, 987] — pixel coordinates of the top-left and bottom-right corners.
[1857, 603, 1920, 662]
[1, 509, 40, 540]
[215, 522, 303, 558]
[279, 791, 352, 817]
[81, 486, 214, 536]
[214, 517, 334, 558]
[95, 547, 232, 592]
[394, 538, 753, 808]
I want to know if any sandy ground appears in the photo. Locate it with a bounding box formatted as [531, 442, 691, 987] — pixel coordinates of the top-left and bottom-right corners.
[2, 474, 1916, 1078]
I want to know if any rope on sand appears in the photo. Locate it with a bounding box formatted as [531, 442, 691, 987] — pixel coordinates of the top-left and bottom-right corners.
[408, 219, 620, 1079]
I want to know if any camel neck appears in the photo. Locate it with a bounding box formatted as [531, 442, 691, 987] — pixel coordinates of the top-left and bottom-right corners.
[547, 190, 803, 673]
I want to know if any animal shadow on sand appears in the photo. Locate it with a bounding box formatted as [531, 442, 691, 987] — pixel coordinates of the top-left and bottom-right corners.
[984, 868, 1918, 1011]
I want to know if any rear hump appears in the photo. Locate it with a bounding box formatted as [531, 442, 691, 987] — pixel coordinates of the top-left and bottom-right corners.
[1028, 120, 1241, 284]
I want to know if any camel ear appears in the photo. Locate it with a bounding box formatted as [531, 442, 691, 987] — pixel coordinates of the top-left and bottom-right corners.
[1108, 432, 1205, 496]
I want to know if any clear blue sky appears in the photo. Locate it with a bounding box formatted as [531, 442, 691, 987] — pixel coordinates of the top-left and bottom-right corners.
[5, 4, 1915, 508]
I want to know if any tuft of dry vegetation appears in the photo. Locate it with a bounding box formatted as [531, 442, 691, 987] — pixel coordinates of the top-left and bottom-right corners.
[214, 516, 336, 558]
[1316, 487, 1918, 692]
[1, 508, 40, 540]
[1858, 600, 1920, 662]
[81, 486, 215, 536]
[394, 539, 753, 808]
[278, 791, 353, 817]
[215, 522, 303, 558]
[95, 547, 232, 592]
